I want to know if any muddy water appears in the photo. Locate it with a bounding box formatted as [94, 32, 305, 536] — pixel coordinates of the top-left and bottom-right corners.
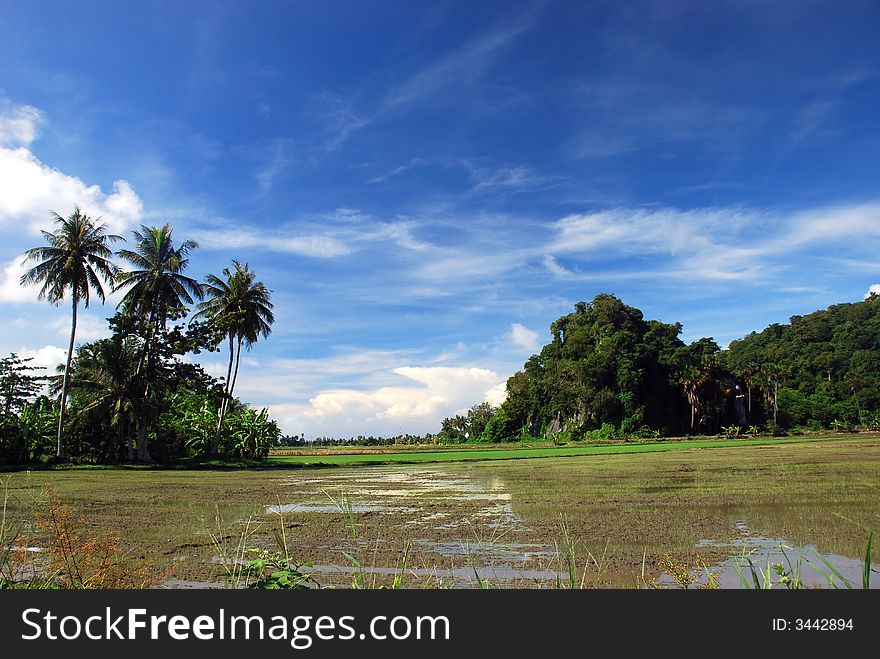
[170, 462, 875, 589]
[659, 522, 879, 589]
[258, 466, 554, 587]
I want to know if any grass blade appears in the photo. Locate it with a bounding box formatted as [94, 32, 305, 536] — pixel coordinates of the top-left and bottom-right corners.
[747, 558, 763, 589]
[807, 551, 853, 590]
[864, 533, 874, 590]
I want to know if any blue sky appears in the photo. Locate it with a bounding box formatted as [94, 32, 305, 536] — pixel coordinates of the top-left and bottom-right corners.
[1, 1, 879, 437]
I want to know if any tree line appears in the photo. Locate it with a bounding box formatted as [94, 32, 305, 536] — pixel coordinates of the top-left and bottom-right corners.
[441, 293, 880, 443]
[0, 207, 279, 465]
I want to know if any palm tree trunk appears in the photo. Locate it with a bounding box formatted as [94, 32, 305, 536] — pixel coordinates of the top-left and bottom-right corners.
[215, 337, 244, 454]
[773, 379, 778, 425]
[56, 295, 78, 460]
[211, 335, 235, 455]
[136, 417, 151, 462]
[229, 336, 243, 400]
[132, 310, 159, 464]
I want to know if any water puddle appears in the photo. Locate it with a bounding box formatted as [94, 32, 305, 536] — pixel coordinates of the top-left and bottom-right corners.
[301, 562, 563, 587]
[660, 521, 878, 589]
[267, 467, 525, 533]
[413, 539, 555, 562]
[164, 577, 226, 589]
[266, 502, 416, 514]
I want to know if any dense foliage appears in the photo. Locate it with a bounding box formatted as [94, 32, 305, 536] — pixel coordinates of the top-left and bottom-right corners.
[442, 293, 880, 442]
[1, 210, 279, 466]
[725, 294, 880, 432]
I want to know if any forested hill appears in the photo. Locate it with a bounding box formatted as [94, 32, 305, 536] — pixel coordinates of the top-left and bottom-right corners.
[726, 294, 880, 431]
[442, 293, 880, 443]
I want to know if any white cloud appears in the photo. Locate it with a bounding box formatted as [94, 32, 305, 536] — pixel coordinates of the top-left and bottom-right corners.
[414, 250, 522, 283]
[543, 255, 572, 277]
[192, 228, 352, 258]
[483, 381, 507, 407]
[549, 208, 743, 257]
[49, 313, 109, 343]
[789, 204, 880, 245]
[866, 284, 880, 299]
[0, 100, 44, 147]
[19, 345, 67, 374]
[463, 161, 552, 192]
[509, 323, 539, 352]
[367, 159, 426, 184]
[0, 143, 144, 236]
[0, 256, 35, 303]
[261, 365, 506, 437]
[306, 366, 500, 421]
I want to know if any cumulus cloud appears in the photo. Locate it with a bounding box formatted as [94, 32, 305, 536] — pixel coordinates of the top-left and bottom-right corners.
[0, 101, 144, 235]
[866, 284, 880, 299]
[483, 381, 507, 407]
[19, 345, 67, 374]
[268, 365, 506, 437]
[509, 323, 539, 352]
[0, 100, 44, 147]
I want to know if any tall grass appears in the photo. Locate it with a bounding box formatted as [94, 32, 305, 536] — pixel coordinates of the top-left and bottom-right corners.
[209, 501, 314, 589]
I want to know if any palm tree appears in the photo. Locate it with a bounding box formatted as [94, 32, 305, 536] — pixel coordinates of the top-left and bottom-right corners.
[193, 260, 274, 455]
[673, 338, 719, 434]
[68, 335, 140, 462]
[114, 224, 202, 461]
[20, 207, 121, 460]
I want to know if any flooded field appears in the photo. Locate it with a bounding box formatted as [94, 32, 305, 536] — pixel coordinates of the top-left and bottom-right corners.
[3, 438, 878, 588]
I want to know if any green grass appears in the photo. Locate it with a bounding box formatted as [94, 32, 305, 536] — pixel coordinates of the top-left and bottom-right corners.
[267, 435, 849, 466]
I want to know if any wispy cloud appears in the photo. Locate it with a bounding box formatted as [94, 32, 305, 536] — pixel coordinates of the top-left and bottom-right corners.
[256, 101, 272, 118]
[789, 99, 839, 148]
[380, 12, 538, 111]
[542, 255, 572, 278]
[253, 138, 296, 194]
[462, 161, 555, 192]
[318, 8, 541, 151]
[367, 158, 427, 184]
[193, 228, 352, 258]
[192, 212, 432, 258]
[315, 92, 369, 152]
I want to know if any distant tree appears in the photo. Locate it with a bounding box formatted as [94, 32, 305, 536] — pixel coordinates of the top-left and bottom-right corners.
[20, 207, 121, 459]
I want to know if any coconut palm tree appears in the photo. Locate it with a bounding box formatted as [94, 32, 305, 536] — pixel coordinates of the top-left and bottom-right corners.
[673, 338, 720, 433]
[20, 207, 121, 460]
[193, 260, 273, 455]
[68, 335, 140, 462]
[114, 224, 202, 461]
[115, 224, 202, 332]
